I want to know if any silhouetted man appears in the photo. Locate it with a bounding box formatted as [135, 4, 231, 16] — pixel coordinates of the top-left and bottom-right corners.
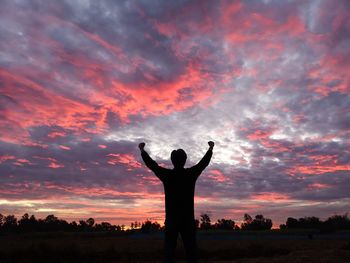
[139, 141, 214, 263]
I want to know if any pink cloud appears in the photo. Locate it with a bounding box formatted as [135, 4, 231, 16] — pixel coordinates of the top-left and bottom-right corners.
[288, 164, 350, 175]
[107, 153, 141, 169]
[0, 155, 16, 164]
[98, 144, 107, 149]
[307, 183, 332, 190]
[251, 192, 291, 202]
[207, 169, 227, 183]
[48, 162, 65, 169]
[59, 145, 71, 150]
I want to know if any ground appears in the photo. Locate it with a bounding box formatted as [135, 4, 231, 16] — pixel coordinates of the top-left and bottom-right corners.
[0, 231, 349, 262]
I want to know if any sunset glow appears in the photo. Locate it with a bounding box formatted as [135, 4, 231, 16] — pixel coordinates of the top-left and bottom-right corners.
[0, 0, 349, 226]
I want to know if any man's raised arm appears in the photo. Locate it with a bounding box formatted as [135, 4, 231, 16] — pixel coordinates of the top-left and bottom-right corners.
[191, 141, 214, 175]
[139, 142, 166, 181]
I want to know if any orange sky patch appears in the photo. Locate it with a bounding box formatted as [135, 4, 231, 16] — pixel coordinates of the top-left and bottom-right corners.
[251, 192, 291, 202]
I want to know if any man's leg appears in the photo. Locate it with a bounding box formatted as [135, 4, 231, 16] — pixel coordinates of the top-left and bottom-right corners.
[180, 221, 197, 263]
[164, 224, 178, 263]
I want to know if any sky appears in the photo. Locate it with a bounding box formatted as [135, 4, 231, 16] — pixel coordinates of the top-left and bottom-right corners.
[0, 0, 349, 227]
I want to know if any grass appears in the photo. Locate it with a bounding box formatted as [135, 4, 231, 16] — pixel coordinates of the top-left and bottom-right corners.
[0, 232, 349, 262]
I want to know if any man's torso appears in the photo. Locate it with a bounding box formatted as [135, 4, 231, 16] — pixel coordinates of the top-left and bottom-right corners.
[162, 168, 197, 224]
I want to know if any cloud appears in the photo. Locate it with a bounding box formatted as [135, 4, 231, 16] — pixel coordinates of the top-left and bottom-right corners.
[0, 0, 349, 225]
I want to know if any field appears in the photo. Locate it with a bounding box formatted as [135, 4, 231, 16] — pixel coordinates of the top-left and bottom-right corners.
[0, 231, 349, 262]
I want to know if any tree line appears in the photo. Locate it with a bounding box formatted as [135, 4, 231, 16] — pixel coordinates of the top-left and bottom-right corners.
[0, 212, 349, 233]
[280, 214, 350, 232]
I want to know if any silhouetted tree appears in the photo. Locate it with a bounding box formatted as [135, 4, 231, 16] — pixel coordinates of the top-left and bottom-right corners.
[279, 224, 287, 230]
[300, 216, 321, 229]
[18, 213, 37, 232]
[45, 214, 58, 223]
[285, 216, 322, 229]
[241, 214, 272, 230]
[70, 220, 78, 230]
[0, 213, 3, 228]
[215, 219, 235, 230]
[141, 220, 161, 233]
[322, 214, 350, 232]
[95, 222, 119, 232]
[130, 221, 141, 230]
[86, 218, 95, 228]
[244, 213, 252, 224]
[200, 213, 211, 230]
[11, 211, 350, 234]
[79, 219, 88, 231]
[286, 217, 298, 228]
[195, 219, 200, 229]
[3, 215, 17, 231]
[241, 214, 251, 230]
[42, 214, 69, 231]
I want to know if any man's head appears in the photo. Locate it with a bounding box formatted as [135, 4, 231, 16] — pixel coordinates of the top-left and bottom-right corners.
[171, 149, 187, 168]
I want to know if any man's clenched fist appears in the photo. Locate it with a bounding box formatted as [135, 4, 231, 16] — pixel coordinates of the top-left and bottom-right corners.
[139, 142, 145, 151]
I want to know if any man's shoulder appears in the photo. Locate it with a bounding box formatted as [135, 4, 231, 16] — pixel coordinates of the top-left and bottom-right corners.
[185, 166, 197, 172]
[157, 166, 172, 173]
